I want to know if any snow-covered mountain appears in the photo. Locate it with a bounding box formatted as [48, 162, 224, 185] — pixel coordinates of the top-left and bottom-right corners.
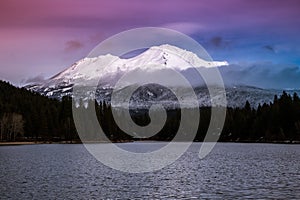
[25, 44, 296, 108]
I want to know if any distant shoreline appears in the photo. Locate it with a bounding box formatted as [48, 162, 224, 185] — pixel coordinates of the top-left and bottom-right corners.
[1, 140, 300, 146]
[0, 140, 135, 146]
[0, 141, 82, 146]
[0, 141, 38, 146]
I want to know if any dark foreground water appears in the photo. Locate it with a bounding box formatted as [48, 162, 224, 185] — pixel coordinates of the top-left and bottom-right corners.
[0, 143, 299, 199]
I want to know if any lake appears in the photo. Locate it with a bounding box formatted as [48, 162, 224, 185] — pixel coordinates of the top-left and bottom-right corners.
[0, 143, 299, 199]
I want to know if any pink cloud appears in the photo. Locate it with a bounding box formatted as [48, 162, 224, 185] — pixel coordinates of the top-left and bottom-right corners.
[65, 40, 84, 52]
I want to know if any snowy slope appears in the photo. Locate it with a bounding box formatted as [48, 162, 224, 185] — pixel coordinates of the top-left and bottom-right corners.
[26, 44, 294, 108]
[42, 44, 228, 88]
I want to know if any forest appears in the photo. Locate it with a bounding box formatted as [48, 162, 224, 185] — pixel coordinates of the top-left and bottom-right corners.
[0, 80, 299, 143]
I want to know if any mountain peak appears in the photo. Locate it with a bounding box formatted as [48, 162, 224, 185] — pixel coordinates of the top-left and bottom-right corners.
[149, 44, 187, 53]
[46, 44, 228, 86]
[126, 44, 228, 71]
[26, 44, 230, 98]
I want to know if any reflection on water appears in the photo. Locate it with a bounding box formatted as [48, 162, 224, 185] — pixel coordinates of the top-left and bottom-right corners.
[0, 143, 299, 199]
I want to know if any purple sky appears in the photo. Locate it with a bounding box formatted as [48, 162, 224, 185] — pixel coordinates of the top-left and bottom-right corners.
[1, 0, 300, 85]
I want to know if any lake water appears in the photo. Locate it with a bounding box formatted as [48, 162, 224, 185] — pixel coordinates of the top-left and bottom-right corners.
[0, 143, 299, 199]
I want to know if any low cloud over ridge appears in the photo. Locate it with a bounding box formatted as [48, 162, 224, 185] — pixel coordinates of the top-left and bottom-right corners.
[219, 62, 300, 89]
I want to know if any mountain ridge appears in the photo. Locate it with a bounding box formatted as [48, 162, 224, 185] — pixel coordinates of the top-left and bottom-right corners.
[25, 44, 299, 108]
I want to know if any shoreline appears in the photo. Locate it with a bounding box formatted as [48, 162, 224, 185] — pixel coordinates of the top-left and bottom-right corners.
[0, 141, 82, 146]
[1, 140, 299, 146]
[0, 141, 38, 146]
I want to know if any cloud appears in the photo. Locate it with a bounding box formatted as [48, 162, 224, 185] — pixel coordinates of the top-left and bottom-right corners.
[65, 40, 84, 52]
[21, 74, 45, 84]
[262, 45, 276, 53]
[211, 37, 222, 47]
[219, 62, 300, 89]
[209, 36, 231, 48]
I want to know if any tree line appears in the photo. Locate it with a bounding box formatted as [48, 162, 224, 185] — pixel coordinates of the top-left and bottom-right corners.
[0, 80, 299, 143]
[0, 81, 74, 142]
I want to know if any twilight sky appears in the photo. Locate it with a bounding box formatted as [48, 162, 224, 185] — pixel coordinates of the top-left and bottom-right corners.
[1, 0, 300, 87]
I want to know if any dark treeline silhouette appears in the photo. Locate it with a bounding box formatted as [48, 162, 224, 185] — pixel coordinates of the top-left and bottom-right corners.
[222, 92, 300, 143]
[0, 81, 75, 142]
[0, 80, 300, 143]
